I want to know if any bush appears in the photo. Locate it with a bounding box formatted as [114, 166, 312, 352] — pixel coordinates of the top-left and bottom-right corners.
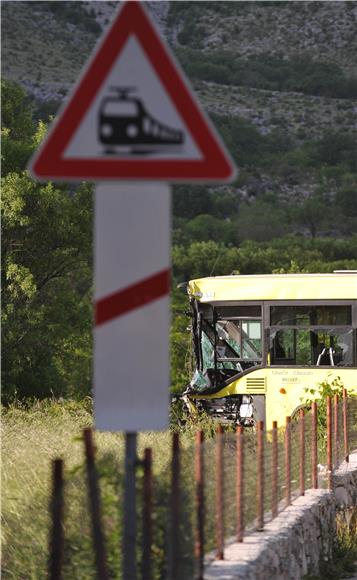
[176, 48, 357, 99]
[301, 376, 347, 430]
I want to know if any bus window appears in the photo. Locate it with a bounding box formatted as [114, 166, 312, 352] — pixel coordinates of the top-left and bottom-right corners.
[271, 329, 295, 364]
[216, 321, 241, 357]
[270, 305, 351, 326]
[270, 329, 311, 365]
[242, 321, 262, 359]
[216, 319, 262, 363]
[270, 327, 354, 366]
[313, 328, 353, 366]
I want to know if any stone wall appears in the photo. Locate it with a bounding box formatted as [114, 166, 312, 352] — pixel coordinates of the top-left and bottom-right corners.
[205, 453, 357, 580]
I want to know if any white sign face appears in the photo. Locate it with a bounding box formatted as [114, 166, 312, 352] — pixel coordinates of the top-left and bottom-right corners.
[65, 35, 202, 161]
[94, 183, 170, 431]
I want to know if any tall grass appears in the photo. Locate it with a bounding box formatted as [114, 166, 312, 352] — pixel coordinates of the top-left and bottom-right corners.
[1, 399, 201, 579]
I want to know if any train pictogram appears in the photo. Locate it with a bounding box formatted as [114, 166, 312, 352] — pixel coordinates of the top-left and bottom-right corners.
[98, 87, 185, 155]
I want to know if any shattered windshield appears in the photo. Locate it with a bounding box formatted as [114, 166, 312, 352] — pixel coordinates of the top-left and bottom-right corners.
[189, 303, 263, 392]
[198, 316, 262, 376]
[201, 330, 240, 372]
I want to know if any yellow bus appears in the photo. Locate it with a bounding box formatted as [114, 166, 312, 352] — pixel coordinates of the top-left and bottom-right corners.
[182, 272, 357, 428]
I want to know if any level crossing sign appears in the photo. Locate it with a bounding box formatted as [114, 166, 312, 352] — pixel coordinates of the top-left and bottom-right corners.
[30, 1, 236, 182]
[29, 1, 237, 432]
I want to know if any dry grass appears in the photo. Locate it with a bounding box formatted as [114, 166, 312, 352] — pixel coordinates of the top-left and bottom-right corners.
[1, 399, 196, 579]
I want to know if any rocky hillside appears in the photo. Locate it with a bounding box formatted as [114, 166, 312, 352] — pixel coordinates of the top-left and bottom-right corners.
[2, 1, 357, 238]
[3, 2, 356, 123]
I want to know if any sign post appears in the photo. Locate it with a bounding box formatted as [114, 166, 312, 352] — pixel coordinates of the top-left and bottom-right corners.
[124, 431, 137, 580]
[29, 2, 237, 577]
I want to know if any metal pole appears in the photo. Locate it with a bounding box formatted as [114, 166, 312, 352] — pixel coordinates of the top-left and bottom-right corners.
[299, 409, 305, 496]
[327, 396, 333, 490]
[215, 425, 224, 560]
[142, 448, 153, 580]
[236, 426, 244, 543]
[169, 432, 180, 580]
[124, 432, 137, 580]
[256, 420, 264, 530]
[343, 388, 349, 463]
[271, 421, 278, 518]
[333, 394, 339, 468]
[285, 417, 291, 507]
[83, 428, 109, 580]
[311, 402, 318, 489]
[49, 459, 64, 580]
[195, 431, 204, 580]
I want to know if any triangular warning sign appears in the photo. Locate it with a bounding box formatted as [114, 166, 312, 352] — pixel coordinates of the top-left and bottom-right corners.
[29, 1, 237, 183]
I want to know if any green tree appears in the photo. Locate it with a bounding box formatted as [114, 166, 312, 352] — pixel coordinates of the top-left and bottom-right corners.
[237, 199, 290, 242]
[292, 192, 332, 238]
[1, 80, 93, 402]
[173, 185, 212, 219]
[170, 288, 192, 393]
[2, 172, 93, 401]
[1, 80, 35, 175]
[184, 214, 240, 246]
[313, 130, 357, 171]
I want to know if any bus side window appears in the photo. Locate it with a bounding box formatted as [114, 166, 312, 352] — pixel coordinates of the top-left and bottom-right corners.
[271, 330, 296, 365]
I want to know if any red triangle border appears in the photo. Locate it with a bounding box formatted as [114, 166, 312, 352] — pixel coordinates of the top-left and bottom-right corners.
[30, 1, 237, 183]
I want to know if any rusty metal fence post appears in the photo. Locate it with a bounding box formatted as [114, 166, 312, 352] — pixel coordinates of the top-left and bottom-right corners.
[343, 388, 349, 463]
[327, 396, 333, 490]
[142, 448, 153, 580]
[195, 431, 204, 580]
[285, 417, 291, 507]
[83, 428, 109, 580]
[333, 394, 339, 468]
[168, 432, 180, 580]
[49, 459, 64, 580]
[299, 409, 305, 496]
[311, 402, 318, 489]
[271, 421, 278, 518]
[236, 426, 244, 543]
[256, 421, 264, 530]
[215, 425, 224, 560]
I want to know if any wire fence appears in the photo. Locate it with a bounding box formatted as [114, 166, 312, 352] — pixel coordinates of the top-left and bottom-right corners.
[48, 392, 357, 580]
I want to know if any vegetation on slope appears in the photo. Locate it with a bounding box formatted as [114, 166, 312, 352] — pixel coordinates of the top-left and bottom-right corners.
[178, 48, 357, 99]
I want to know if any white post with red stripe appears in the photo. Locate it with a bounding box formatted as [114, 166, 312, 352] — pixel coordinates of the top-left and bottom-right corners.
[94, 182, 170, 431]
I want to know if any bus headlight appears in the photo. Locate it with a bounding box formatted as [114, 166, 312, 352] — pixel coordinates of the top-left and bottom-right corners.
[239, 403, 253, 418]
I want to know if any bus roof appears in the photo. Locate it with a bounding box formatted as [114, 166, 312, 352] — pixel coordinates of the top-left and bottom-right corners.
[187, 273, 357, 302]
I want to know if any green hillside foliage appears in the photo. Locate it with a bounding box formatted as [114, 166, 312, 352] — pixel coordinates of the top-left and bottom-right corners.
[211, 113, 357, 175]
[2, 70, 356, 400]
[177, 48, 357, 99]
